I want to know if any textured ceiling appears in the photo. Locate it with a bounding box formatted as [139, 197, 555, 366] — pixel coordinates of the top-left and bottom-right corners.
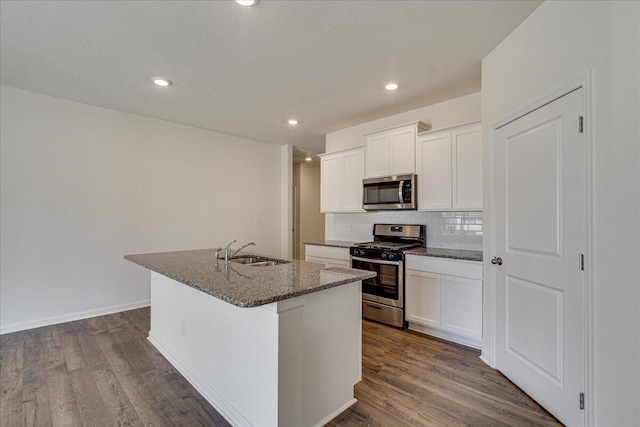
[0, 0, 541, 154]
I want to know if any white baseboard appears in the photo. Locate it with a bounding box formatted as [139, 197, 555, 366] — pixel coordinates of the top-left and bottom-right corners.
[0, 299, 150, 335]
[147, 332, 252, 427]
[311, 398, 357, 427]
[479, 351, 492, 367]
[407, 322, 483, 350]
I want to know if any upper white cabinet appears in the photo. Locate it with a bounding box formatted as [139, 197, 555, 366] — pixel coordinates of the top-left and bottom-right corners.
[416, 121, 482, 211]
[452, 125, 483, 209]
[364, 121, 430, 178]
[319, 147, 365, 213]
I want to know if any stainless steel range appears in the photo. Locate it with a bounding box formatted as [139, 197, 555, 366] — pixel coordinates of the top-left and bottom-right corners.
[350, 224, 425, 328]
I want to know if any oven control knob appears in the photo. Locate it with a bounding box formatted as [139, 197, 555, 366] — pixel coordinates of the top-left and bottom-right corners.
[382, 252, 388, 259]
[388, 253, 395, 260]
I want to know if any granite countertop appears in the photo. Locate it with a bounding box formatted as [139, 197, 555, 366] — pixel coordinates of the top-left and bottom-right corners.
[304, 240, 360, 248]
[125, 249, 376, 308]
[403, 247, 483, 262]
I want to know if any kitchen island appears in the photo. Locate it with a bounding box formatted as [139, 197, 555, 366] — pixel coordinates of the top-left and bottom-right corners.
[125, 249, 376, 427]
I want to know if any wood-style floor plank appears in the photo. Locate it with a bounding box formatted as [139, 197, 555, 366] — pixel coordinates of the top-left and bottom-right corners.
[46, 371, 82, 427]
[91, 367, 144, 426]
[21, 333, 53, 426]
[0, 307, 561, 426]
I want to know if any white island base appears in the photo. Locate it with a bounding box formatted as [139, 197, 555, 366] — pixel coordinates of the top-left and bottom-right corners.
[147, 272, 362, 427]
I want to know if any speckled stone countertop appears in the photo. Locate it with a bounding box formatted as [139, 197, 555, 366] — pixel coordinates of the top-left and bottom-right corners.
[404, 247, 483, 262]
[304, 240, 360, 248]
[125, 249, 376, 308]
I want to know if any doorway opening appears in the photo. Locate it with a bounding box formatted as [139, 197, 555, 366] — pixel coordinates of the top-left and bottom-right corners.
[292, 146, 325, 260]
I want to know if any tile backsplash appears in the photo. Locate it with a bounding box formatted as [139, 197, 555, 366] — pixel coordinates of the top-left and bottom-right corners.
[326, 210, 483, 251]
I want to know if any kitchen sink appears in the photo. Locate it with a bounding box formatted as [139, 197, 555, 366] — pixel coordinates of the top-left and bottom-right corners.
[229, 256, 290, 267]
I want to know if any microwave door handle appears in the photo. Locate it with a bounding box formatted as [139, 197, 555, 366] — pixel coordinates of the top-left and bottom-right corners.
[398, 180, 404, 203]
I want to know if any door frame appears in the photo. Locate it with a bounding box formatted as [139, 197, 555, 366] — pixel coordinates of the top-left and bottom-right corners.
[485, 71, 594, 426]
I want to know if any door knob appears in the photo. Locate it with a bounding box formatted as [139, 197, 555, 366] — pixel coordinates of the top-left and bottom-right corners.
[491, 257, 503, 265]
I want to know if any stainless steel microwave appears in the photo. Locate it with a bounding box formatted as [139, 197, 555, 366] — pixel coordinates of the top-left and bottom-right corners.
[362, 174, 417, 211]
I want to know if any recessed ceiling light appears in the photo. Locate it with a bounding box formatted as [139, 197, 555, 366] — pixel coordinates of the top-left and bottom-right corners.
[288, 119, 299, 125]
[305, 157, 312, 162]
[153, 77, 172, 87]
[236, 0, 259, 6]
[385, 82, 399, 91]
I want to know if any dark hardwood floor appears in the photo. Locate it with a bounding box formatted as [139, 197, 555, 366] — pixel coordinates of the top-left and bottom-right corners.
[1, 308, 561, 426]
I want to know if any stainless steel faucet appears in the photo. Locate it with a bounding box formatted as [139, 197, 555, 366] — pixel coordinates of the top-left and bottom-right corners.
[229, 241, 256, 258]
[218, 240, 256, 265]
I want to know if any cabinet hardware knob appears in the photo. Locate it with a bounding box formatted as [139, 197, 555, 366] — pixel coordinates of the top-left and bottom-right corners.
[491, 257, 503, 265]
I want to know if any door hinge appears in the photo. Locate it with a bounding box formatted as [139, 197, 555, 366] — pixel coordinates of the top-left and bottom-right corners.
[579, 254, 584, 271]
[579, 116, 584, 133]
[580, 392, 585, 410]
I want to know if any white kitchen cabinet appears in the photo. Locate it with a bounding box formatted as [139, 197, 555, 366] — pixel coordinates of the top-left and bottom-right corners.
[364, 121, 429, 178]
[416, 121, 482, 211]
[305, 244, 350, 268]
[319, 147, 365, 213]
[416, 130, 452, 210]
[441, 275, 482, 339]
[452, 125, 483, 209]
[405, 255, 483, 347]
[405, 270, 441, 328]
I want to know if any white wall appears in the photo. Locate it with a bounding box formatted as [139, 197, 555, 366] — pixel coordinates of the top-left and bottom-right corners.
[0, 86, 283, 334]
[481, 2, 640, 425]
[325, 92, 481, 153]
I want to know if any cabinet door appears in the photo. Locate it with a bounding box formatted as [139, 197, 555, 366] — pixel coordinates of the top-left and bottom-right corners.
[365, 133, 390, 178]
[441, 276, 482, 340]
[416, 131, 452, 210]
[405, 269, 441, 328]
[389, 127, 415, 175]
[452, 125, 483, 209]
[342, 149, 365, 211]
[320, 155, 342, 213]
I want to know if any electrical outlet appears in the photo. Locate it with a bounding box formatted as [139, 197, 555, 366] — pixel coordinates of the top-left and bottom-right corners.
[255, 217, 262, 225]
[447, 226, 455, 237]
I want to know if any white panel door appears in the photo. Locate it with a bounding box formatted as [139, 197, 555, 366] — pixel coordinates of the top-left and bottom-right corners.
[441, 276, 482, 340]
[389, 127, 415, 175]
[405, 270, 441, 328]
[320, 155, 342, 213]
[452, 125, 483, 209]
[342, 149, 365, 212]
[494, 88, 586, 426]
[365, 134, 390, 178]
[416, 131, 452, 210]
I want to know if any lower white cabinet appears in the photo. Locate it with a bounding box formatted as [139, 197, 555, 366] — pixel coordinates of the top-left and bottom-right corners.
[305, 244, 350, 268]
[405, 255, 483, 347]
[441, 275, 482, 339]
[405, 271, 441, 328]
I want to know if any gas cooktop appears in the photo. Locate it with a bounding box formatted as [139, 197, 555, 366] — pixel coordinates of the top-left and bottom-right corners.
[352, 241, 421, 251]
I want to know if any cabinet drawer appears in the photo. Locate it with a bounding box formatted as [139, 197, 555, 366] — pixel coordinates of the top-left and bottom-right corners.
[405, 255, 482, 280]
[306, 256, 350, 268]
[305, 245, 350, 262]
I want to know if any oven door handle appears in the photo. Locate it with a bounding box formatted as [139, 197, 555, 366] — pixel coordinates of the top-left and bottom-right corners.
[351, 256, 401, 266]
